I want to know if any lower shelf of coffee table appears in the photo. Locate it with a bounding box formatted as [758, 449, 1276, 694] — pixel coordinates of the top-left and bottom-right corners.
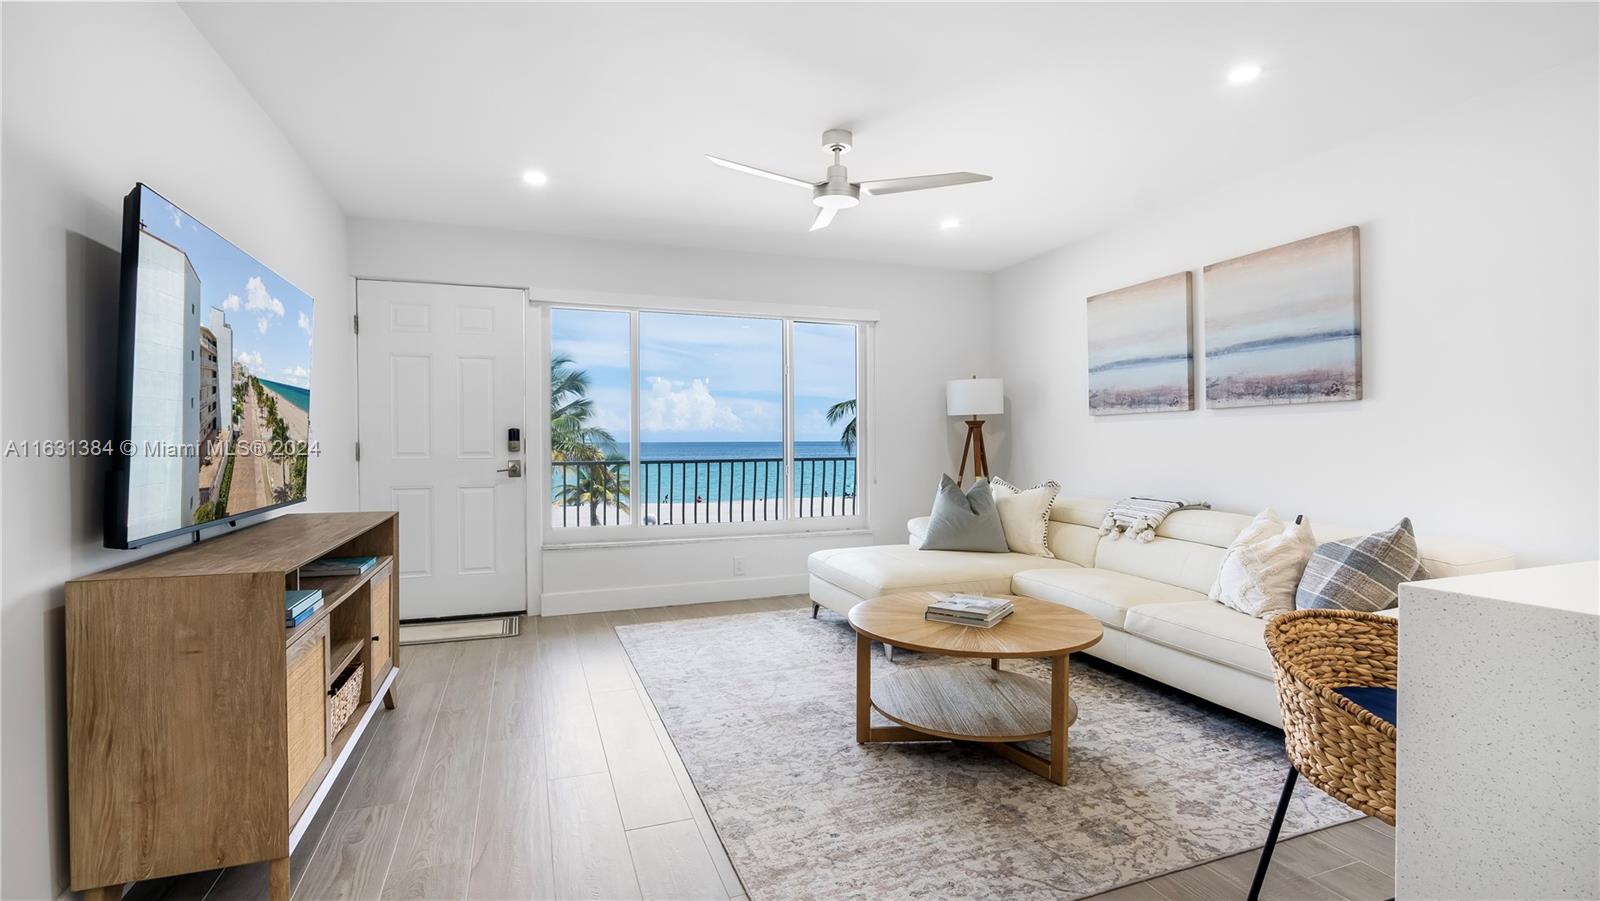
[871, 665, 1078, 743]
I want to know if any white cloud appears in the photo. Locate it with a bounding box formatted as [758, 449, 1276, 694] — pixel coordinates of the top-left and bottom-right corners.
[642, 377, 744, 433]
[281, 365, 310, 387]
[243, 276, 285, 317]
[222, 294, 241, 312]
[234, 349, 264, 372]
[297, 311, 312, 334]
[256, 317, 270, 335]
[168, 208, 182, 229]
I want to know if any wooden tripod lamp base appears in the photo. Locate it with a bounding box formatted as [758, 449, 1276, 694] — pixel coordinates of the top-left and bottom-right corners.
[947, 376, 1003, 486]
[957, 418, 990, 484]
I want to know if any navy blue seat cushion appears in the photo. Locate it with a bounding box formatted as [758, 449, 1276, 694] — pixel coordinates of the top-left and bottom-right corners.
[1333, 686, 1396, 725]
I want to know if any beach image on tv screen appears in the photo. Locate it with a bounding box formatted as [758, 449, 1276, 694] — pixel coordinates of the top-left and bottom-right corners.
[125, 186, 313, 543]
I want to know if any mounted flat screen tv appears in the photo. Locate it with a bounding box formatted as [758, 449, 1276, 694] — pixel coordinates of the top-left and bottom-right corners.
[105, 184, 315, 549]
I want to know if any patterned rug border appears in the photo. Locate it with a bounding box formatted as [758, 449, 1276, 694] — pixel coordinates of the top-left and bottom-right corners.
[616, 607, 1359, 900]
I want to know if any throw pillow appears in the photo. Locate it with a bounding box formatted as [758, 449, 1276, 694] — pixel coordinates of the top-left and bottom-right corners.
[1209, 509, 1316, 619]
[1296, 518, 1427, 612]
[919, 475, 1010, 553]
[988, 477, 1060, 558]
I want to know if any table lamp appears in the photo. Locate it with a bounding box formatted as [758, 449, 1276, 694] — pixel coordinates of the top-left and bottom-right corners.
[946, 377, 1004, 484]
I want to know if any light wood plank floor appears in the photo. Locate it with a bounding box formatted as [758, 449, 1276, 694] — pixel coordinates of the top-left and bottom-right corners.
[129, 595, 1394, 901]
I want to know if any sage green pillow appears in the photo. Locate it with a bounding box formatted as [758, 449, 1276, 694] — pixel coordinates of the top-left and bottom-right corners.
[919, 475, 1011, 553]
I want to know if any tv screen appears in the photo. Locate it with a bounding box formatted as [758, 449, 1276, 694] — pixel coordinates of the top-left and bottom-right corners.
[106, 184, 315, 548]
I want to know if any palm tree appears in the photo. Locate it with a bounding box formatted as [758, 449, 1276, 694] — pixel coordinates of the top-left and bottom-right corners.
[550, 354, 628, 523]
[550, 353, 617, 463]
[270, 418, 292, 500]
[826, 398, 857, 454]
[554, 462, 631, 527]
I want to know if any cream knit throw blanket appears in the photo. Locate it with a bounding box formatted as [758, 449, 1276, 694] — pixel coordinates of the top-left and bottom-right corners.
[1099, 497, 1211, 543]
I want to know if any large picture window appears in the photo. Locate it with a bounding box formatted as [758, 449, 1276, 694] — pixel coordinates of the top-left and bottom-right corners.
[546, 305, 865, 538]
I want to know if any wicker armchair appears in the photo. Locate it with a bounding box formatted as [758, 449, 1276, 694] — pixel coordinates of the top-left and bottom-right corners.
[1248, 609, 1398, 900]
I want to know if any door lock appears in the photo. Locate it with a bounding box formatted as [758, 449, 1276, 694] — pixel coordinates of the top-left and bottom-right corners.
[497, 460, 523, 478]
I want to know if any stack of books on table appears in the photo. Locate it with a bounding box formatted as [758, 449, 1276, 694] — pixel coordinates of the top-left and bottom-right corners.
[286, 589, 323, 628]
[925, 594, 1013, 628]
[300, 555, 379, 578]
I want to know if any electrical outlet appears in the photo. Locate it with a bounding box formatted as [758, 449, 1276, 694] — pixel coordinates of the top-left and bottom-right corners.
[732, 556, 746, 576]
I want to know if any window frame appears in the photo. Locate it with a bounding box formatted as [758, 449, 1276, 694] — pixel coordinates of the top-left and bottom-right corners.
[539, 298, 871, 547]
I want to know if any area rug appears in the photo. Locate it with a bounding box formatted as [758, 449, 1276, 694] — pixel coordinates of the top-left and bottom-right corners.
[614, 608, 1362, 900]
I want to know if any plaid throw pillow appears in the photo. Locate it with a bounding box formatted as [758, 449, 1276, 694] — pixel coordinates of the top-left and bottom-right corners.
[1295, 518, 1427, 612]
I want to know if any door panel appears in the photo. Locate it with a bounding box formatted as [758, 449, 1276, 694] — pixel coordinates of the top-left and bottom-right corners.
[357, 281, 527, 619]
[368, 566, 393, 688]
[285, 624, 328, 804]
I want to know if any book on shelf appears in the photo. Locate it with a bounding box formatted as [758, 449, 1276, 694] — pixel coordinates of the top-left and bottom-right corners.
[286, 604, 321, 628]
[286, 588, 324, 627]
[300, 555, 379, 577]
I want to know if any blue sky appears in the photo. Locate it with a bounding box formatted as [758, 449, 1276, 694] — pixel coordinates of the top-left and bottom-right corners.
[139, 186, 315, 389]
[551, 309, 856, 445]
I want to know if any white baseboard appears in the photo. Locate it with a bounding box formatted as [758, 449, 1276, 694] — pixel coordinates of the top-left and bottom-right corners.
[539, 573, 808, 616]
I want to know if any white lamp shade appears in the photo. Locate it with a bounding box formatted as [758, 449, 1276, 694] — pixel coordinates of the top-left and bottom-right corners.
[947, 378, 1004, 416]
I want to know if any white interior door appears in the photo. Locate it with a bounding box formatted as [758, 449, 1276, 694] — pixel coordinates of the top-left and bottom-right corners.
[357, 280, 528, 620]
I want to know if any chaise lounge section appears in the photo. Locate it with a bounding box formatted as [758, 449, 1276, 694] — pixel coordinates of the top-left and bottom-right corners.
[809, 496, 1515, 724]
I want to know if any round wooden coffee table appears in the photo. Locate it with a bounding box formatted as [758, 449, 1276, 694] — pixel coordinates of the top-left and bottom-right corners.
[848, 592, 1103, 785]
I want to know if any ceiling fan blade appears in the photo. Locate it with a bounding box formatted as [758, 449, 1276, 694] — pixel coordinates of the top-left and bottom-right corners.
[809, 206, 838, 231]
[857, 172, 992, 196]
[706, 155, 816, 189]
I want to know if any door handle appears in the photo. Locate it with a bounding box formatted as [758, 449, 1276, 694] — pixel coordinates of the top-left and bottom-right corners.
[496, 460, 523, 478]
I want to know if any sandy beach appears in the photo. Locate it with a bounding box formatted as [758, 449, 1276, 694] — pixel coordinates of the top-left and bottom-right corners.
[264, 386, 310, 444]
[551, 496, 856, 528]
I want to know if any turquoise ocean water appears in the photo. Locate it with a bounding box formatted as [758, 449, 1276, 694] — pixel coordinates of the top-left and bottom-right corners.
[553, 440, 855, 504]
[258, 378, 310, 412]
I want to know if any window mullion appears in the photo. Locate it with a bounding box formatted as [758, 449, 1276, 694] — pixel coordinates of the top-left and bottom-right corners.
[629, 309, 641, 533]
[783, 318, 795, 521]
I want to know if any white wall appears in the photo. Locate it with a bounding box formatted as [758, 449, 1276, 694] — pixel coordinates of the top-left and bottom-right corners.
[347, 218, 992, 613]
[0, 5, 354, 898]
[990, 57, 1599, 566]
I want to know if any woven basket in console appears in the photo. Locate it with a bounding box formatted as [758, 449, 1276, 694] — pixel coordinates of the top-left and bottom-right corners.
[1264, 609, 1398, 825]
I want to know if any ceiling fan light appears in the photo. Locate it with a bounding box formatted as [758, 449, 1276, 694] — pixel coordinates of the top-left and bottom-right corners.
[813, 193, 859, 210]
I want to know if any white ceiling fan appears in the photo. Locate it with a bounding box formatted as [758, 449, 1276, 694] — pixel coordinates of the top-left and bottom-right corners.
[707, 129, 992, 231]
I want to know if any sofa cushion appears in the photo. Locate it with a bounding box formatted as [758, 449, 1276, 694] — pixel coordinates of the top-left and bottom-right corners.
[1124, 601, 1274, 679]
[1012, 568, 1208, 629]
[1155, 508, 1256, 547]
[1297, 518, 1425, 612]
[1052, 499, 1515, 579]
[988, 477, 1060, 557]
[1094, 534, 1228, 594]
[1209, 509, 1316, 619]
[1047, 521, 1101, 567]
[919, 476, 1010, 553]
[808, 544, 1078, 600]
[911, 516, 1098, 567]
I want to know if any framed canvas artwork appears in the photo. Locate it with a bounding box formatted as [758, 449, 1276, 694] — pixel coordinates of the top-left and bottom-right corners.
[1203, 226, 1361, 408]
[1086, 271, 1194, 415]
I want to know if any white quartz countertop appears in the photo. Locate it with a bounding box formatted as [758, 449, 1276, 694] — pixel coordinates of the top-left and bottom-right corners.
[1410, 560, 1598, 616]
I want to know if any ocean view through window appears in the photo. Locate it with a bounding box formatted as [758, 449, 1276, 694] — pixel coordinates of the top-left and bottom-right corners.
[548, 306, 862, 535]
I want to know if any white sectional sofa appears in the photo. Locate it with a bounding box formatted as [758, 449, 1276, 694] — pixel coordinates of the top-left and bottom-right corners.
[808, 497, 1515, 725]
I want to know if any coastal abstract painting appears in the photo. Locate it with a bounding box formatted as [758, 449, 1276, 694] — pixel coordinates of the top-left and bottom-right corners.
[1204, 227, 1361, 408]
[1087, 272, 1194, 415]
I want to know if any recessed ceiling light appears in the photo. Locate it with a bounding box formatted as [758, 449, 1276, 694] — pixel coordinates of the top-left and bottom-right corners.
[521, 170, 549, 187]
[939, 218, 961, 231]
[1227, 63, 1262, 85]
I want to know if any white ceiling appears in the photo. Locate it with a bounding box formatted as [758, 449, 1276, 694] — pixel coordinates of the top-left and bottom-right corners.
[184, 2, 1596, 272]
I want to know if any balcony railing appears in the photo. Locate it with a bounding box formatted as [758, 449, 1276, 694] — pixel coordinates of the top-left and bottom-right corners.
[551, 456, 857, 528]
